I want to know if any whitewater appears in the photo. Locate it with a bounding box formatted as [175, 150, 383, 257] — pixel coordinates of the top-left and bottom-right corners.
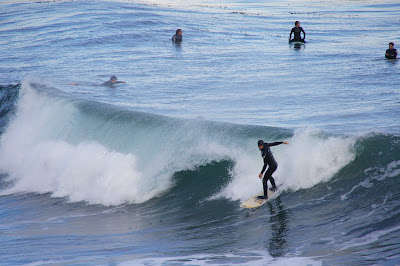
[1, 0, 400, 265]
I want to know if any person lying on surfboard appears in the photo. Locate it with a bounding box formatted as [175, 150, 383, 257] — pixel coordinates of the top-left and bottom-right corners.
[289, 21, 306, 43]
[257, 140, 289, 200]
[101, 76, 126, 88]
[70, 75, 126, 87]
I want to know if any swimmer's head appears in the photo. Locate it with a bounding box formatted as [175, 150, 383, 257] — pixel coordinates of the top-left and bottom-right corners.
[176, 29, 182, 36]
[295, 21, 300, 27]
[389, 42, 394, 49]
[110, 76, 117, 83]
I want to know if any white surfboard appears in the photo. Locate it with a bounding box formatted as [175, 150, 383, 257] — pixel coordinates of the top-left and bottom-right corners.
[240, 189, 275, 209]
[289, 41, 305, 44]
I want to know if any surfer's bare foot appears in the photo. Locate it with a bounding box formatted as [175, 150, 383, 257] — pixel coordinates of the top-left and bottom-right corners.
[257, 196, 267, 200]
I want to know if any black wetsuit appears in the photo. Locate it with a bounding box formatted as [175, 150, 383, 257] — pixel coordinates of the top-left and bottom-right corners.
[290, 27, 306, 42]
[386, 48, 397, 59]
[172, 34, 182, 42]
[101, 80, 124, 88]
[260, 142, 284, 198]
[101, 81, 114, 87]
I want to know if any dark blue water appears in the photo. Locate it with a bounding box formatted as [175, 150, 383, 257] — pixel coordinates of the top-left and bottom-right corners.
[1, 0, 400, 265]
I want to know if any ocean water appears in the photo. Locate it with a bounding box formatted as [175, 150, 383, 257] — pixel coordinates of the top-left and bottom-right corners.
[1, 0, 400, 265]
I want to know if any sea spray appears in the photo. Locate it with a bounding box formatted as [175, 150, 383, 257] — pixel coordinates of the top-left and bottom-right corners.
[0, 82, 159, 205]
[278, 128, 356, 190]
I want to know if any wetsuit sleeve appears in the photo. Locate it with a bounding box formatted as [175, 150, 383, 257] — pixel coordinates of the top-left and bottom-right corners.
[301, 28, 306, 39]
[260, 156, 268, 174]
[267, 142, 284, 147]
[289, 28, 294, 39]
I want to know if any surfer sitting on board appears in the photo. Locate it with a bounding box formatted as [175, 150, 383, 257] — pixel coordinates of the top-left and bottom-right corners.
[289, 21, 306, 43]
[172, 29, 183, 43]
[257, 140, 289, 200]
[385, 42, 397, 59]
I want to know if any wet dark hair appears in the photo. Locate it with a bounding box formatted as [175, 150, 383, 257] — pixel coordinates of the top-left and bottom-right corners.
[110, 75, 117, 81]
[295, 21, 300, 26]
[389, 42, 394, 46]
[257, 140, 264, 147]
[176, 29, 182, 35]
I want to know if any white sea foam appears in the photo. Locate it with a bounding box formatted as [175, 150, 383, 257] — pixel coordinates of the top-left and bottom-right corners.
[119, 250, 322, 266]
[278, 128, 356, 190]
[0, 81, 169, 205]
[341, 160, 400, 201]
[0, 80, 230, 205]
[337, 224, 400, 252]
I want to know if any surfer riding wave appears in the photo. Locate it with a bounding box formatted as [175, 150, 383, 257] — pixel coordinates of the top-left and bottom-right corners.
[257, 140, 289, 200]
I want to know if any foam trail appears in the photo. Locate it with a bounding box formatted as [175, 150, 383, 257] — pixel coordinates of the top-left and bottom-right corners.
[340, 160, 400, 201]
[120, 250, 322, 266]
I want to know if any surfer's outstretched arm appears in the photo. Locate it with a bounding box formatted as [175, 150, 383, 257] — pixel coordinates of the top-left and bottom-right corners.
[267, 141, 289, 147]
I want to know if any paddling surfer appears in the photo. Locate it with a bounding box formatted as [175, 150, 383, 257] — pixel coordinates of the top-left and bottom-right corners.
[70, 75, 126, 87]
[101, 76, 126, 87]
[289, 21, 306, 43]
[257, 140, 289, 200]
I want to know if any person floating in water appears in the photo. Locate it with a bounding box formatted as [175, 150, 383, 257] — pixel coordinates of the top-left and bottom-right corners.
[101, 75, 126, 87]
[257, 140, 289, 200]
[289, 21, 306, 43]
[70, 76, 126, 87]
[172, 29, 183, 43]
[385, 42, 397, 59]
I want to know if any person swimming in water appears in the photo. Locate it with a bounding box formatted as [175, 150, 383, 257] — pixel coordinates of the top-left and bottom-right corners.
[385, 42, 397, 59]
[70, 75, 126, 87]
[257, 140, 289, 200]
[101, 75, 126, 87]
[172, 29, 183, 43]
[289, 21, 306, 43]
